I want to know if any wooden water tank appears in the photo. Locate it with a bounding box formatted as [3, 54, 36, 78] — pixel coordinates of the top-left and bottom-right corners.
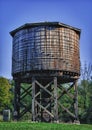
[10, 22, 80, 78]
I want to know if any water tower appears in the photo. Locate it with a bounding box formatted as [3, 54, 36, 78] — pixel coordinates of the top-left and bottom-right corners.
[10, 22, 81, 122]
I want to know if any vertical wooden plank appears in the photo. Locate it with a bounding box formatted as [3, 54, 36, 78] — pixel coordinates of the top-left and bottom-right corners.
[13, 81, 17, 120]
[74, 80, 78, 121]
[17, 81, 20, 119]
[14, 81, 20, 120]
[32, 77, 35, 121]
[54, 77, 58, 122]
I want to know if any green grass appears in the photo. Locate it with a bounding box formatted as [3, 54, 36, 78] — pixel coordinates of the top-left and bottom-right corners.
[0, 122, 92, 130]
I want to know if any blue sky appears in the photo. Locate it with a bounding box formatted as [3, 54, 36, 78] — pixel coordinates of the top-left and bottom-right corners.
[0, 0, 92, 79]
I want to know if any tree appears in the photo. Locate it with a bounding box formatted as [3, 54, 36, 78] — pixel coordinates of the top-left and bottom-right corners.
[78, 63, 92, 124]
[78, 80, 92, 124]
[0, 77, 13, 113]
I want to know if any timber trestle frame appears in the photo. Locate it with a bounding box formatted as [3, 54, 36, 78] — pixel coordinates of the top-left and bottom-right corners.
[14, 75, 79, 122]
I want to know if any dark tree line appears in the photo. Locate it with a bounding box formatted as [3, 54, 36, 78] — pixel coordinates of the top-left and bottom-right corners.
[78, 63, 92, 123]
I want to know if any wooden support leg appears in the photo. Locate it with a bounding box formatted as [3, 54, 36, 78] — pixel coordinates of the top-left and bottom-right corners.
[74, 80, 79, 123]
[54, 77, 58, 122]
[14, 81, 20, 120]
[32, 77, 35, 121]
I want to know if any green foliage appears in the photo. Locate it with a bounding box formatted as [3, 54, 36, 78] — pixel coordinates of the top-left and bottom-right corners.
[0, 77, 13, 112]
[20, 112, 32, 121]
[78, 80, 92, 124]
[21, 83, 32, 107]
[58, 83, 74, 122]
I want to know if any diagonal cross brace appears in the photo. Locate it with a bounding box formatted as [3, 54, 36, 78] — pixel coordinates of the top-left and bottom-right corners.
[35, 80, 53, 96]
[35, 100, 54, 118]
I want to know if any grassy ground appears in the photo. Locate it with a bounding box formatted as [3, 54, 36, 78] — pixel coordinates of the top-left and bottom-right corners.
[0, 122, 92, 130]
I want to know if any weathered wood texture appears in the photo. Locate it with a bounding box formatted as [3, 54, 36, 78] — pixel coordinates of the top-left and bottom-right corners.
[11, 22, 80, 77]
